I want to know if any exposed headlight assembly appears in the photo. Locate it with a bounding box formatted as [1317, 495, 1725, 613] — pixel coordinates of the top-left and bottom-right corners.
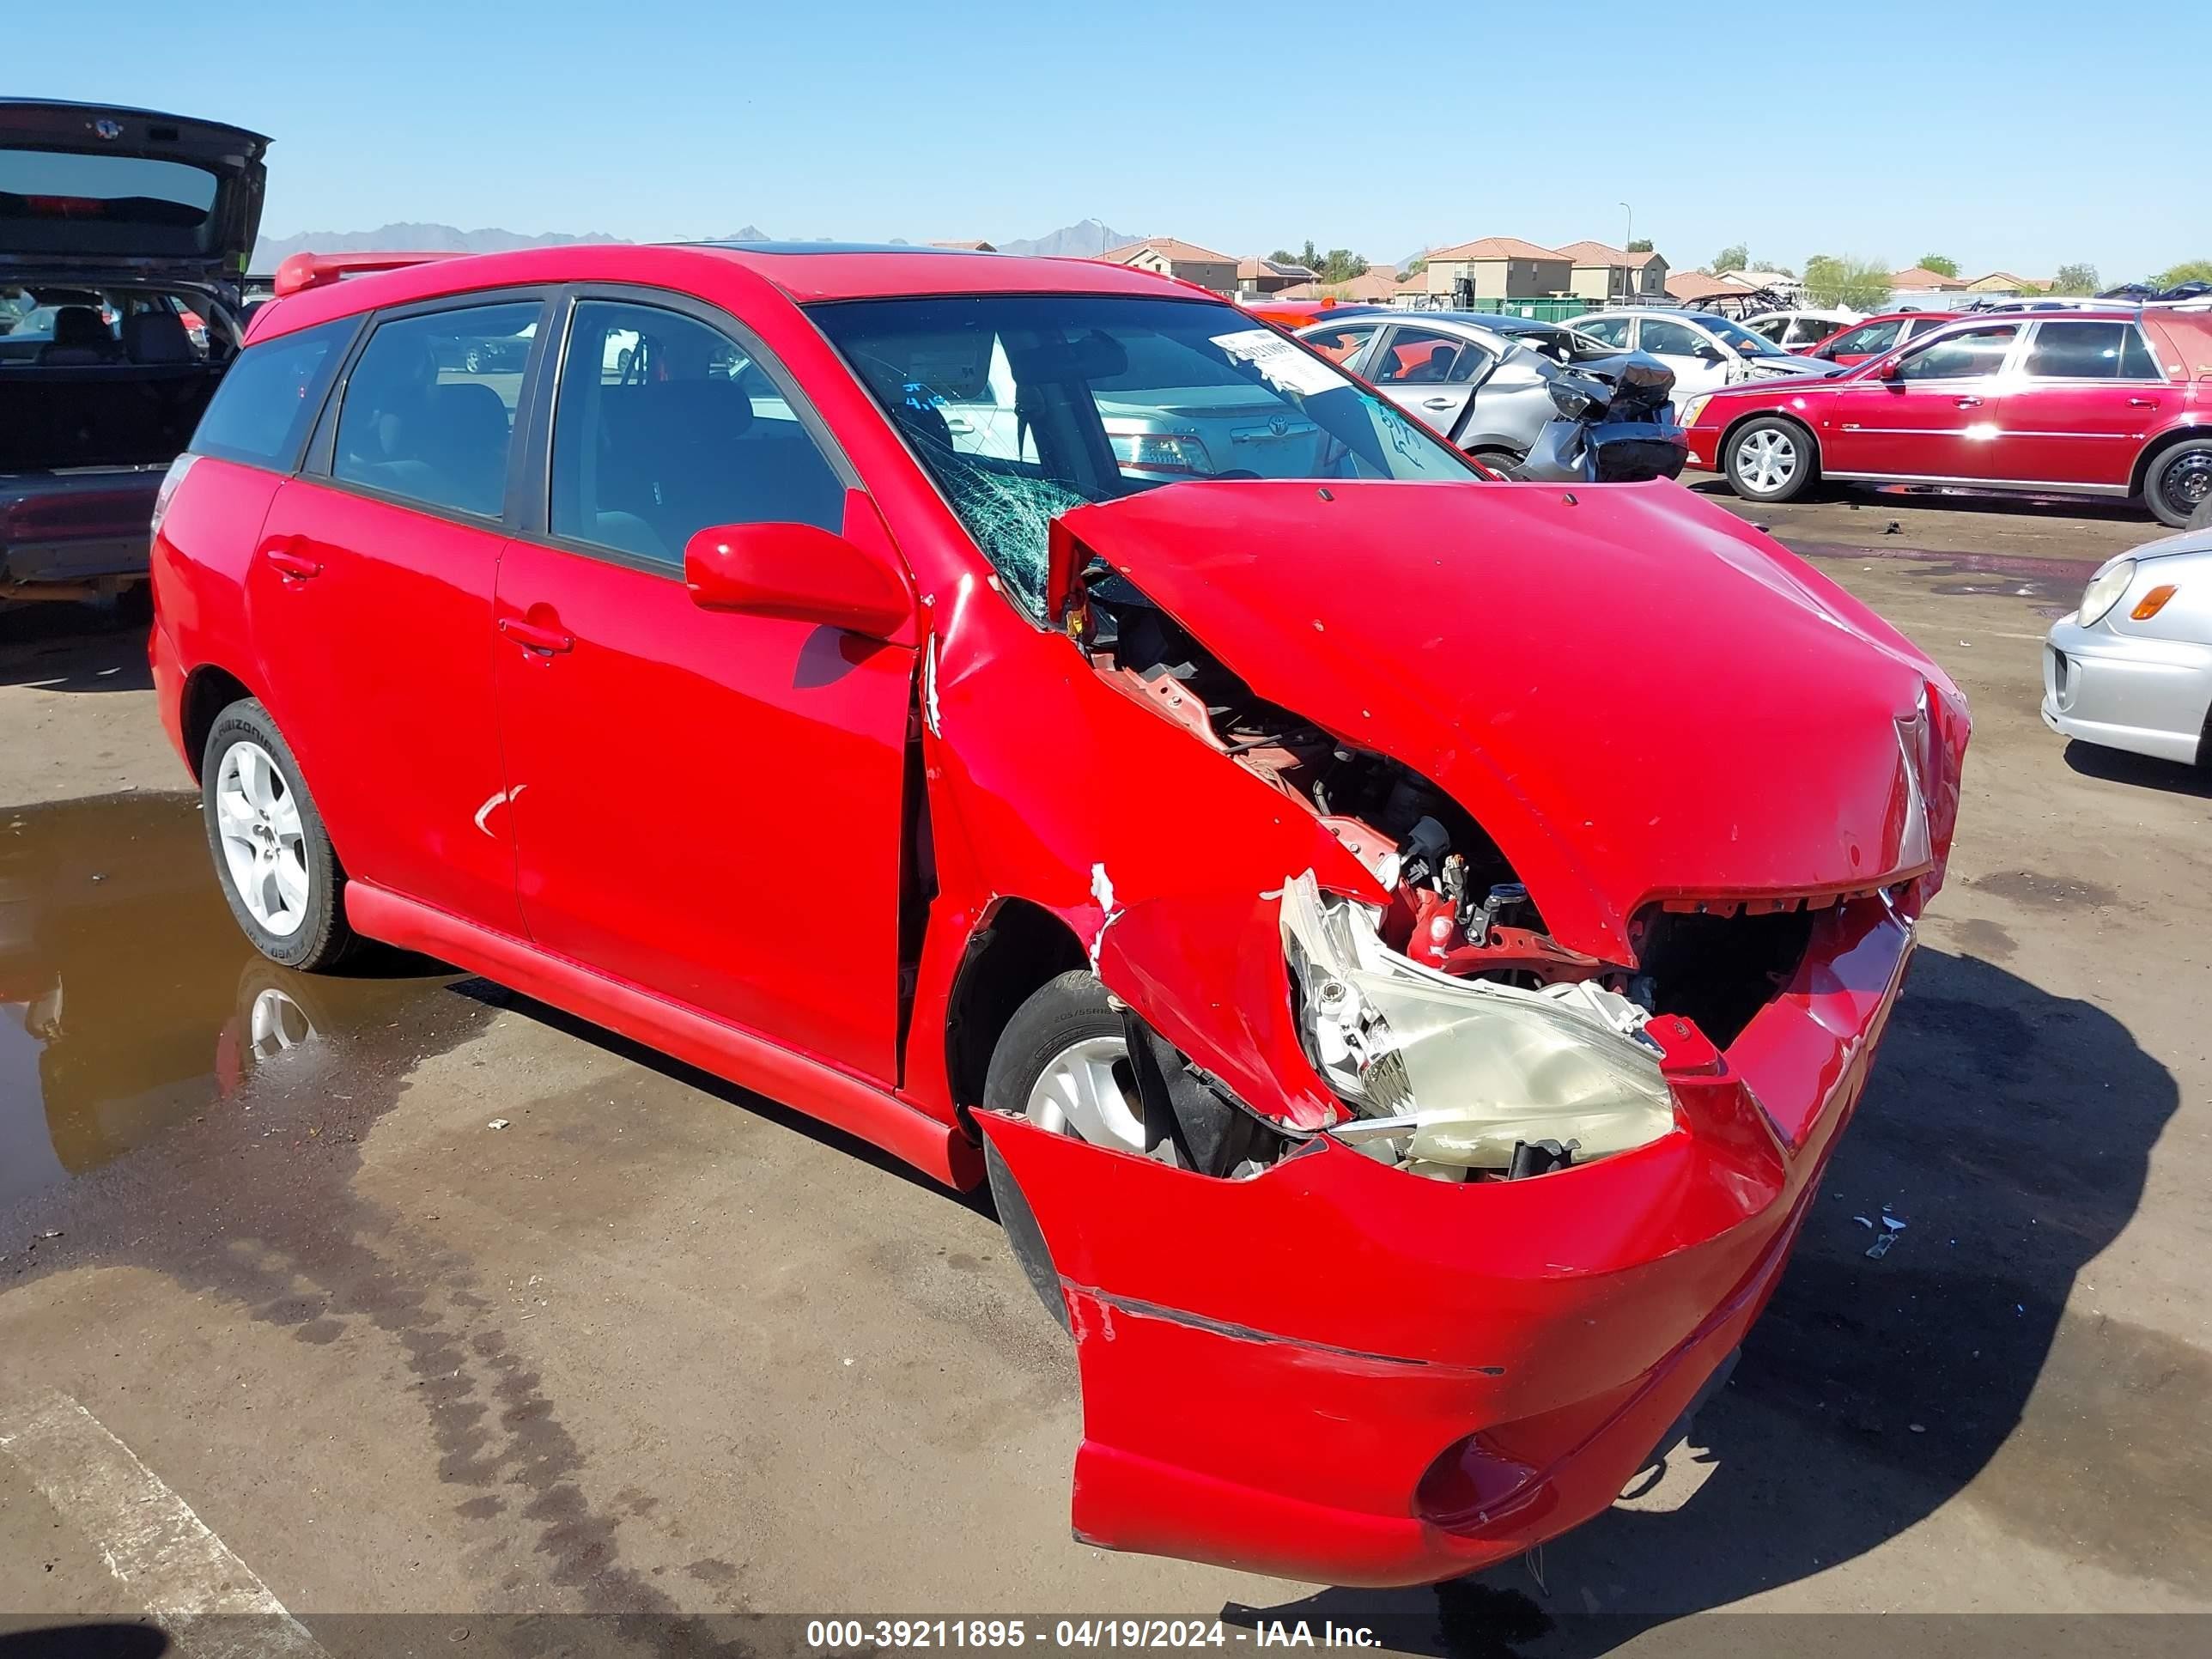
[1281, 872, 1676, 1178]
[2078, 558, 2136, 627]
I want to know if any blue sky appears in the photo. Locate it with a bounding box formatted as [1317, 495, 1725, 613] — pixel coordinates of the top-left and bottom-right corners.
[46, 0, 2209, 282]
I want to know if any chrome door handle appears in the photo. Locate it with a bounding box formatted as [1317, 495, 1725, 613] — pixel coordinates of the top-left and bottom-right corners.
[1421, 397, 1456, 409]
[2127, 397, 2158, 408]
[1954, 396, 1984, 408]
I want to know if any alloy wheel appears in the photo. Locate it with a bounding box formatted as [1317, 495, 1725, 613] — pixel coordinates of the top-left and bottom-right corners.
[214, 741, 311, 938]
[1025, 1035, 1146, 1154]
[1737, 428, 1799, 495]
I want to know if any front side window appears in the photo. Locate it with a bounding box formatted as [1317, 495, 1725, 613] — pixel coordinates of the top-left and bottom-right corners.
[1303, 322, 1379, 365]
[548, 300, 844, 568]
[1897, 325, 2018, 381]
[191, 317, 353, 469]
[1637, 318, 1713, 358]
[810, 293, 1474, 609]
[1830, 320, 1903, 356]
[1373, 328, 1491, 386]
[333, 301, 540, 517]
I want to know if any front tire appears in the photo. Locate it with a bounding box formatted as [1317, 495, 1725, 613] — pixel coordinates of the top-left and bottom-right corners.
[982, 969, 1146, 1156]
[201, 699, 357, 971]
[1725, 416, 1817, 504]
[2145, 438, 2212, 530]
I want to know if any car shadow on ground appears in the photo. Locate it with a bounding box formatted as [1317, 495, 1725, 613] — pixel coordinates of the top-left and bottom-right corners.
[2062, 738, 2210, 797]
[1684, 477, 2155, 529]
[1224, 945, 2191, 1655]
[0, 607, 152, 693]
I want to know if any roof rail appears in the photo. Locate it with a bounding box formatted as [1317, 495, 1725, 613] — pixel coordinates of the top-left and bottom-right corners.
[271, 250, 461, 298]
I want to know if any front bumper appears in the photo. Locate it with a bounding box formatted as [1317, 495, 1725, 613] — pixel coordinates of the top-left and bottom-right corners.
[979, 896, 1915, 1586]
[2041, 614, 2212, 766]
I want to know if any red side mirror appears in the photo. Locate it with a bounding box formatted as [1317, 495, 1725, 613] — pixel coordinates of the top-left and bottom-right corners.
[1875, 358, 1903, 381]
[683, 521, 915, 643]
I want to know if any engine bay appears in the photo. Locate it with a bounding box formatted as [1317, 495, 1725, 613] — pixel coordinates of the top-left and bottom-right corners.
[1078, 568, 1825, 1182]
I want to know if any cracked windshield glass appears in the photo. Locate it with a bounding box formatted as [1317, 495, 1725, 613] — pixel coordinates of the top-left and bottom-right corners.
[810, 295, 1472, 606]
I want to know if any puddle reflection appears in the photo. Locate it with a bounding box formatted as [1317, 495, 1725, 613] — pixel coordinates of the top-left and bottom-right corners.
[0, 793, 456, 1210]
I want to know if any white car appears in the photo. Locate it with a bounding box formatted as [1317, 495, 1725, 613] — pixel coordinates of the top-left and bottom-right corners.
[1569, 308, 1832, 400]
[1742, 308, 1858, 350]
[2043, 524, 2212, 767]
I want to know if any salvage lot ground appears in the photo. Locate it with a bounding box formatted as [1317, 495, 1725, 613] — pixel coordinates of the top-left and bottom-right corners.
[1, 484, 2207, 1653]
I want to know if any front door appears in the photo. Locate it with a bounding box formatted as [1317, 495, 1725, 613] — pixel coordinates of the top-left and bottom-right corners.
[1823, 322, 2021, 477]
[1988, 319, 2171, 489]
[493, 295, 915, 1084]
[244, 296, 546, 933]
[1632, 316, 1730, 398]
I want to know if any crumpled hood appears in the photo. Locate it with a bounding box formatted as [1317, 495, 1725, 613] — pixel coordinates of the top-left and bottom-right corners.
[1057, 478, 1966, 963]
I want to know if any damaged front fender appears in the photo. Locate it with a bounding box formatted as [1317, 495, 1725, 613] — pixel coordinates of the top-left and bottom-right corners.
[977, 894, 1914, 1586]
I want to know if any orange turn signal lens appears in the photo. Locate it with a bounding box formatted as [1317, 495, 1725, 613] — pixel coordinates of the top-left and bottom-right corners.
[2131, 584, 2178, 620]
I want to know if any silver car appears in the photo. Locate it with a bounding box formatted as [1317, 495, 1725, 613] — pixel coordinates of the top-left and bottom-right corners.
[2043, 527, 2212, 765]
[1297, 312, 1617, 465]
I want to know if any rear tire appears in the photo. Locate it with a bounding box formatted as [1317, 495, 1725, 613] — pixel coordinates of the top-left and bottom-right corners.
[1468, 446, 1524, 476]
[1725, 416, 1817, 504]
[2145, 437, 2212, 530]
[201, 699, 357, 972]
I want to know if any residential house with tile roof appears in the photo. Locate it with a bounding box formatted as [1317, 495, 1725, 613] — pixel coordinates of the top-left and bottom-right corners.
[1554, 240, 1669, 303]
[1098, 237, 1240, 295]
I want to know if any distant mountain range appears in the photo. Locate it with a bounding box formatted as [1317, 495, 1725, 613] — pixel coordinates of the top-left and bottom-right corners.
[251, 218, 1139, 270]
[995, 218, 1144, 258]
[250, 222, 769, 269]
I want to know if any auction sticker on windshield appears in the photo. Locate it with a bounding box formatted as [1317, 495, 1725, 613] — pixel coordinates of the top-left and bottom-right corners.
[1210, 328, 1343, 398]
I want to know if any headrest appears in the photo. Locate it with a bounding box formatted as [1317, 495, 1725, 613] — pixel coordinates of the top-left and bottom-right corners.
[124, 309, 193, 364]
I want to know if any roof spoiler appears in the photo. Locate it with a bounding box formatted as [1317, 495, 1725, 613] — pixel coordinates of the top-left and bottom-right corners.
[271, 250, 460, 298]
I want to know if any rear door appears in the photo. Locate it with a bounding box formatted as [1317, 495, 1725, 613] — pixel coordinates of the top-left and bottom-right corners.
[0, 101, 267, 282]
[246, 295, 546, 933]
[1987, 319, 2170, 488]
[1365, 325, 1498, 440]
[1824, 322, 2021, 477]
[492, 290, 915, 1084]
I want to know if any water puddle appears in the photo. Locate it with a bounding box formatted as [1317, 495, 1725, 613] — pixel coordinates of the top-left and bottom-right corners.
[0, 793, 465, 1212]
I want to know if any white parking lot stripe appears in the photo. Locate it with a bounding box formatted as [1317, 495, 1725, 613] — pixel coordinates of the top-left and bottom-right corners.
[0, 1389, 323, 1655]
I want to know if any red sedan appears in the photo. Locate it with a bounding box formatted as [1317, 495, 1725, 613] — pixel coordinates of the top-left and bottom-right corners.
[1802, 310, 1961, 367]
[149, 240, 1967, 1585]
[1680, 307, 2212, 526]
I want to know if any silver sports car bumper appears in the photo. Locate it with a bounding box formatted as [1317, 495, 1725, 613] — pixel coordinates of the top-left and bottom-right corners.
[2042, 612, 2212, 765]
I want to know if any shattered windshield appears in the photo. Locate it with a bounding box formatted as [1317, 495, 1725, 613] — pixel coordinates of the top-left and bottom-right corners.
[809, 295, 1474, 609]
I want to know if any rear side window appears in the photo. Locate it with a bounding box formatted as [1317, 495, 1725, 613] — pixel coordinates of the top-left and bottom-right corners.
[1372, 328, 1491, 386]
[1577, 316, 1630, 347]
[2021, 320, 2163, 380]
[548, 300, 844, 568]
[333, 302, 540, 518]
[191, 318, 352, 469]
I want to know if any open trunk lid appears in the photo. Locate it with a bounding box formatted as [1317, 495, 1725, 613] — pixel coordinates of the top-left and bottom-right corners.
[0, 100, 268, 284]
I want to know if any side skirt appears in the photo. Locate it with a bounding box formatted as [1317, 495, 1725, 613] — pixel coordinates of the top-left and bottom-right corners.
[344, 880, 982, 1189]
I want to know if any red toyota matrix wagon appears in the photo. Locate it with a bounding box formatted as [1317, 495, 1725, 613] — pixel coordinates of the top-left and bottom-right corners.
[149, 241, 1969, 1585]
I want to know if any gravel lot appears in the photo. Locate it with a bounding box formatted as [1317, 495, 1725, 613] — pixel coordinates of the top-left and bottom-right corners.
[2, 483, 2206, 1654]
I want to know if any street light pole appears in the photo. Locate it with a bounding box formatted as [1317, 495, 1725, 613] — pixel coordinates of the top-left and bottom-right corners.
[1620, 203, 1632, 300]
